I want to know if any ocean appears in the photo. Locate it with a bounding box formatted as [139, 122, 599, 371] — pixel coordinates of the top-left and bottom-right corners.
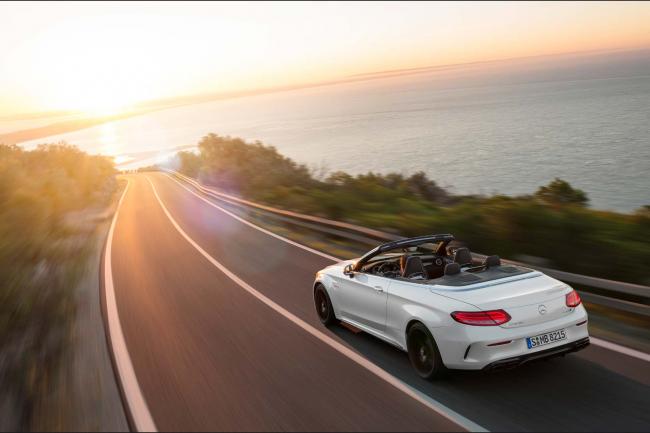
[15, 49, 650, 212]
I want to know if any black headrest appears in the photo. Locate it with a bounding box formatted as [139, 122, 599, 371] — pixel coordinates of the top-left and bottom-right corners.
[454, 248, 473, 266]
[402, 256, 426, 278]
[484, 255, 501, 267]
[444, 263, 461, 276]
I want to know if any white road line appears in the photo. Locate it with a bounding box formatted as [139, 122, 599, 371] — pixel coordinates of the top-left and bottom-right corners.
[163, 173, 650, 363]
[104, 180, 158, 432]
[163, 173, 340, 262]
[146, 176, 487, 433]
[591, 338, 650, 362]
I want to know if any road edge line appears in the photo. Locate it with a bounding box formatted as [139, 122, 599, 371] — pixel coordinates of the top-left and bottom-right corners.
[147, 175, 487, 433]
[590, 337, 650, 362]
[104, 179, 158, 432]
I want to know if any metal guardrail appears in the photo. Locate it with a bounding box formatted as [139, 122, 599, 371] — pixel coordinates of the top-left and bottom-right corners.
[167, 170, 400, 242]
[166, 169, 650, 316]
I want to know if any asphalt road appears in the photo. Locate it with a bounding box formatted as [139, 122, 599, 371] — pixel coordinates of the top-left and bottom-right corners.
[106, 173, 650, 432]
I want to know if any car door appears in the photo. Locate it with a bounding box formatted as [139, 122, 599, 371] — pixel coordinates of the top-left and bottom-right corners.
[337, 272, 390, 333]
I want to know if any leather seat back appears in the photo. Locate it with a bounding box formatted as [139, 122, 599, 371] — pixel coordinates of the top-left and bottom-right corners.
[454, 247, 473, 266]
[401, 256, 426, 279]
[444, 262, 461, 275]
[483, 255, 501, 268]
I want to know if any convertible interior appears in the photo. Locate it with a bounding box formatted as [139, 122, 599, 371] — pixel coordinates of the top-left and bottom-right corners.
[360, 242, 528, 285]
[354, 235, 533, 286]
[362, 244, 475, 277]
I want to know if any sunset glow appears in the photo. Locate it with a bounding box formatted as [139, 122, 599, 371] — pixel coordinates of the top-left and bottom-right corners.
[1, 1, 649, 117]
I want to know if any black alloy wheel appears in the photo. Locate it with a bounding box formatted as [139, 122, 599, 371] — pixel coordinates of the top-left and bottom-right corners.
[314, 284, 337, 326]
[407, 322, 447, 380]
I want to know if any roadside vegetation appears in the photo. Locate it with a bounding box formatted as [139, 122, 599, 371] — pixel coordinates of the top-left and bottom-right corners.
[175, 134, 650, 285]
[0, 143, 115, 428]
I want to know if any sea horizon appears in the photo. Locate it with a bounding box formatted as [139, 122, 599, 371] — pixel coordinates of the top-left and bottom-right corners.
[5, 48, 650, 213]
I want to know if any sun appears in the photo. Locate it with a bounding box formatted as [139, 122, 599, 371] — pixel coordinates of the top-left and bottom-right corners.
[58, 86, 137, 118]
[45, 72, 141, 118]
[29, 17, 158, 118]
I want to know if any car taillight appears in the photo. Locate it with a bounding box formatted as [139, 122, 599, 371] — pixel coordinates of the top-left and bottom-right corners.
[451, 310, 511, 326]
[566, 290, 581, 307]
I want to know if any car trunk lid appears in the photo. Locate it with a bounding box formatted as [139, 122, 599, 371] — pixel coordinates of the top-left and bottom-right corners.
[432, 273, 574, 328]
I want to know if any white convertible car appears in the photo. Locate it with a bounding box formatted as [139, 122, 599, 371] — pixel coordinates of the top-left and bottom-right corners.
[313, 234, 589, 379]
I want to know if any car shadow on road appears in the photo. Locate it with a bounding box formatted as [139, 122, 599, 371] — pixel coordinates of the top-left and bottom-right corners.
[328, 324, 650, 432]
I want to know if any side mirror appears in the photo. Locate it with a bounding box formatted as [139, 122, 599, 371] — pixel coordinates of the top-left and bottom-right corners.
[343, 264, 355, 278]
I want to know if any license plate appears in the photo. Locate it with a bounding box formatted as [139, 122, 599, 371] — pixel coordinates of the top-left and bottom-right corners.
[526, 329, 566, 349]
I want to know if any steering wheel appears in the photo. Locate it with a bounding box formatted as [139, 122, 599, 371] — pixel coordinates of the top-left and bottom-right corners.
[428, 256, 447, 277]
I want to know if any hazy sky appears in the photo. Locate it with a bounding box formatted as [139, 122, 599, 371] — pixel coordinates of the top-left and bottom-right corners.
[1, 1, 649, 116]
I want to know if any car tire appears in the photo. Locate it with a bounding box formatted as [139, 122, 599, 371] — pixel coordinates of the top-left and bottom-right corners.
[407, 322, 447, 380]
[314, 284, 338, 326]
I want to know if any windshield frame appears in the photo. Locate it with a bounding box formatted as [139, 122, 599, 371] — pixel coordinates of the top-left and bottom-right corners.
[353, 234, 455, 271]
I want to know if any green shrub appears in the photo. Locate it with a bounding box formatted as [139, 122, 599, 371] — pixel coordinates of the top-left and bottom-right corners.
[0, 143, 115, 427]
[175, 135, 649, 284]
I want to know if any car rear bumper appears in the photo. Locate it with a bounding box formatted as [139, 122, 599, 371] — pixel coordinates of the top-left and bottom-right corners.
[437, 304, 589, 369]
[483, 337, 590, 371]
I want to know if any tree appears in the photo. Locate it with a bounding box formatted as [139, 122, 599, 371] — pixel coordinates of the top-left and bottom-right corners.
[405, 171, 450, 203]
[534, 178, 588, 207]
[175, 151, 202, 177]
[196, 134, 314, 197]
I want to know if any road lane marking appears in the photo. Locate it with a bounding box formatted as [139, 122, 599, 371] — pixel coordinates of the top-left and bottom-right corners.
[104, 180, 158, 432]
[163, 173, 650, 363]
[146, 176, 487, 433]
[163, 173, 340, 262]
[591, 338, 650, 362]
